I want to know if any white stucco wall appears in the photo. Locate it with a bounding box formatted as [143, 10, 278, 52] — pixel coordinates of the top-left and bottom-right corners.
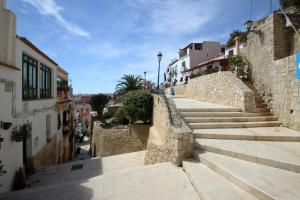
[0, 1, 60, 192]
[15, 39, 58, 156]
[0, 68, 23, 193]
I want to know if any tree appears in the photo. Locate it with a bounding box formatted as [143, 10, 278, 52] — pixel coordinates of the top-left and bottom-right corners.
[90, 94, 111, 118]
[280, 0, 300, 11]
[115, 74, 143, 96]
[121, 90, 153, 124]
[226, 30, 248, 47]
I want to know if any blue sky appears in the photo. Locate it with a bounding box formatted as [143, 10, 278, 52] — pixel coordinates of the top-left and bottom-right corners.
[7, 0, 279, 94]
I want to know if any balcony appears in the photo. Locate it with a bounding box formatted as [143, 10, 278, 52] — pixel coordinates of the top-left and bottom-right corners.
[63, 123, 71, 135]
[57, 85, 70, 101]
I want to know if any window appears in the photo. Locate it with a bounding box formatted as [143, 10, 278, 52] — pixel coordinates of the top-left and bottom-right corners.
[229, 50, 234, 56]
[182, 61, 187, 71]
[40, 64, 52, 98]
[22, 54, 38, 99]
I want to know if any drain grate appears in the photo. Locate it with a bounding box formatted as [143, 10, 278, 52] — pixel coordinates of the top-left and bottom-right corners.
[71, 164, 83, 171]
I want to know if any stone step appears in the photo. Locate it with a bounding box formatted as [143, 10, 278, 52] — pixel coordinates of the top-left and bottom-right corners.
[194, 139, 300, 173]
[255, 103, 267, 108]
[194, 151, 300, 200]
[193, 127, 300, 142]
[183, 159, 258, 200]
[181, 112, 273, 118]
[251, 107, 270, 113]
[178, 107, 241, 112]
[184, 116, 277, 123]
[188, 121, 281, 129]
[255, 99, 265, 104]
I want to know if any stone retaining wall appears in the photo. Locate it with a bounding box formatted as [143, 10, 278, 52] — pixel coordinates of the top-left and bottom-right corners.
[245, 13, 300, 131]
[144, 94, 192, 166]
[271, 55, 300, 130]
[92, 123, 150, 157]
[171, 72, 255, 111]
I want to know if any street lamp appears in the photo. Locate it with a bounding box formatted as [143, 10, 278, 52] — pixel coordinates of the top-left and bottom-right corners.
[144, 71, 147, 89]
[157, 52, 163, 89]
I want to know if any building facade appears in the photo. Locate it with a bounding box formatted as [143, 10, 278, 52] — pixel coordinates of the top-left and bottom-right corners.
[184, 54, 229, 77]
[0, 0, 73, 193]
[165, 41, 224, 86]
[56, 66, 75, 162]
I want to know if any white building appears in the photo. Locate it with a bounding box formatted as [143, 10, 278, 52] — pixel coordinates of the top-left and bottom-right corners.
[165, 41, 225, 85]
[225, 37, 246, 58]
[0, 0, 64, 193]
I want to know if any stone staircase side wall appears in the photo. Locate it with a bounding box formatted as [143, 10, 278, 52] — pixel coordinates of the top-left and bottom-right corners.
[92, 123, 150, 157]
[271, 55, 300, 130]
[244, 13, 300, 131]
[172, 72, 255, 111]
[144, 94, 192, 166]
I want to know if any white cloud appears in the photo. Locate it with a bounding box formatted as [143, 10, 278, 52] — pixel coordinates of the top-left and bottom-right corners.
[128, 0, 219, 36]
[22, 0, 90, 37]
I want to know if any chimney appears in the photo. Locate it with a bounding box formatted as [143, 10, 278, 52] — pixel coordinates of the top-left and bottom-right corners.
[234, 36, 240, 55]
[0, 0, 5, 10]
[0, 0, 16, 66]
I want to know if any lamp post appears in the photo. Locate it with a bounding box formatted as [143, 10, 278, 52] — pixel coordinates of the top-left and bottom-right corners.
[157, 52, 163, 90]
[144, 71, 147, 89]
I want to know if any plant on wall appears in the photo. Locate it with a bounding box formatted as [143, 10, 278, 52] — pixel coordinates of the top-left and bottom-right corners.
[226, 30, 248, 47]
[228, 55, 247, 77]
[0, 160, 6, 176]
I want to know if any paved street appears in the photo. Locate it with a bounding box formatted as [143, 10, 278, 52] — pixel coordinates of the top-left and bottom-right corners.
[1, 156, 200, 200]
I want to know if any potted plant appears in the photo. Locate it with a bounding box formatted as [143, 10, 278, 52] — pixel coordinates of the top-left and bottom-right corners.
[1, 121, 12, 130]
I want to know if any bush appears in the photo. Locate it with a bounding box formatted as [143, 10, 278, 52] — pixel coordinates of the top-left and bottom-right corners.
[228, 55, 247, 76]
[121, 90, 153, 124]
[102, 111, 113, 119]
[115, 108, 129, 125]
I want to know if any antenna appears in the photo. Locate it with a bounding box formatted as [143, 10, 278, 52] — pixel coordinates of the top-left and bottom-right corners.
[270, 0, 273, 15]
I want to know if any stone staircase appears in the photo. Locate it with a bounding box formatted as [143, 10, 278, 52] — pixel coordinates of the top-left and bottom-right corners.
[179, 81, 281, 130]
[175, 84, 300, 199]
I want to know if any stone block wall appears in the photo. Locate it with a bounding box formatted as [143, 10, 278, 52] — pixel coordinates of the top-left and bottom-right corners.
[32, 133, 63, 168]
[271, 55, 300, 130]
[246, 15, 275, 102]
[245, 13, 300, 131]
[144, 94, 192, 166]
[172, 84, 187, 96]
[92, 123, 150, 157]
[171, 72, 255, 111]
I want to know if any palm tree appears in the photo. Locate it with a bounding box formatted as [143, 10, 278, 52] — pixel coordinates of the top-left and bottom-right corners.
[115, 74, 144, 96]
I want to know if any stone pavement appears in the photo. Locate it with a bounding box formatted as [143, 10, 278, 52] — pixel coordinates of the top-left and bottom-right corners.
[26, 151, 146, 188]
[1, 161, 200, 200]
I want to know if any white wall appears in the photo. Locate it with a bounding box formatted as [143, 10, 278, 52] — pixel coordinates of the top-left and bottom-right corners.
[15, 39, 58, 156]
[0, 1, 60, 192]
[0, 1, 22, 193]
[0, 69, 23, 193]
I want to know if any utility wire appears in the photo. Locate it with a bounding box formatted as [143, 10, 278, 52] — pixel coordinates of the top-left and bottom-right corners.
[250, 0, 253, 20]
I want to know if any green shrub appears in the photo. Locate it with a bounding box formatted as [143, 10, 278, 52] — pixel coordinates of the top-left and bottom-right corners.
[121, 90, 153, 124]
[115, 108, 129, 125]
[102, 111, 113, 119]
[228, 55, 247, 76]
